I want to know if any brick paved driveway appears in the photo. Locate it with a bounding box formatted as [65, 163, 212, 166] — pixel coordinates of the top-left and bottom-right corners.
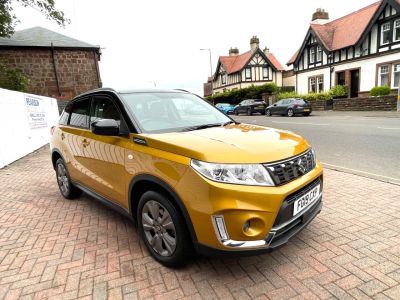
[0, 147, 399, 300]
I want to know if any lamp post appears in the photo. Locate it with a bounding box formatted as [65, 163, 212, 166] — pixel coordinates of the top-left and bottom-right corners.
[200, 48, 213, 97]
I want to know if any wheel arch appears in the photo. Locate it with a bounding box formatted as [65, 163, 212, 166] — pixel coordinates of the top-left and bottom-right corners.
[128, 174, 198, 243]
[51, 148, 65, 170]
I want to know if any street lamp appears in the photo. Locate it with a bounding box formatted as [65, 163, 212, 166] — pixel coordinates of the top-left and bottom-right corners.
[200, 48, 213, 97]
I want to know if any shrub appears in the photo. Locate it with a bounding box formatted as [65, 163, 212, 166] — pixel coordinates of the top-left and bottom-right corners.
[370, 85, 391, 96]
[0, 63, 29, 92]
[277, 91, 299, 100]
[277, 91, 332, 101]
[329, 85, 347, 98]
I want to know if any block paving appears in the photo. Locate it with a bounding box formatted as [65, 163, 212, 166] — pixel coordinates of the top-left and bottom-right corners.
[0, 147, 399, 299]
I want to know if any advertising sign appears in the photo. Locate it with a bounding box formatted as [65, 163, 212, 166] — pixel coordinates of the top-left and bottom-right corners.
[24, 95, 47, 129]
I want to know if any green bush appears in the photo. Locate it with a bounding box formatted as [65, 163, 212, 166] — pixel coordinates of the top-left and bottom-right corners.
[370, 85, 391, 96]
[208, 83, 278, 104]
[277, 91, 332, 101]
[329, 85, 347, 98]
[277, 91, 299, 100]
[0, 64, 29, 92]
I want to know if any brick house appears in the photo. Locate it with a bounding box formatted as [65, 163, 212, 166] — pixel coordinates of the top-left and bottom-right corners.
[0, 26, 101, 102]
[287, 0, 400, 97]
[206, 36, 285, 96]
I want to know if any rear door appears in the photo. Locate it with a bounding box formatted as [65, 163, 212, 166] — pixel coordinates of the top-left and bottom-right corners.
[270, 100, 281, 114]
[79, 94, 129, 207]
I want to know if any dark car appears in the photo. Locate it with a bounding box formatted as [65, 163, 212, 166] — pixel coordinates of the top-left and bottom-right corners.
[266, 98, 312, 117]
[234, 99, 266, 116]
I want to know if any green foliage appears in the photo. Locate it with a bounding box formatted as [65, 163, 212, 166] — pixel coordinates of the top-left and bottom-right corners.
[0, 0, 69, 37]
[277, 91, 332, 101]
[207, 83, 278, 104]
[370, 85, 391, 96]
[329, 85, 347, 98]
[0, 63, 29, 92]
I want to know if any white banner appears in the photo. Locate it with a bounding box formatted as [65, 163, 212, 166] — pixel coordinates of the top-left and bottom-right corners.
[25, 94, 48, 129]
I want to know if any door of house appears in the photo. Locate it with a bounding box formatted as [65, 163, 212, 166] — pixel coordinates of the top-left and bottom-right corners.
[350, 70, 360, 98]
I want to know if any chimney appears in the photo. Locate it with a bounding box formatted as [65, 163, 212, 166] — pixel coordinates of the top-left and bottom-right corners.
[312, 8, 329, 24]
[263, 47, 270, 56]
[229, 47, 239, 56]
[250, 36, 260, 51]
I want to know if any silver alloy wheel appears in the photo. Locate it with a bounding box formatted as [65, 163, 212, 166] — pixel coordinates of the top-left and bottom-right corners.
[266, 109, 271, 116]
[57, 163, 69, 195]
[142, 200, 177, 257]
[288, 109, 294, 117]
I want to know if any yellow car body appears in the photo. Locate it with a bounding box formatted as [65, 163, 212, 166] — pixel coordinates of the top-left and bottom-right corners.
[51, 89, 322, 265]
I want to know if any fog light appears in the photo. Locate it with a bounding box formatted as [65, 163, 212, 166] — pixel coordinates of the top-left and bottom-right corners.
[243, 220, 250, 232]
[213, 216, 229, 241]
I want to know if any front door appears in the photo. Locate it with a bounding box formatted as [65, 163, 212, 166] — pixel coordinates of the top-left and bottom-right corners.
[350, 69, 360, 98]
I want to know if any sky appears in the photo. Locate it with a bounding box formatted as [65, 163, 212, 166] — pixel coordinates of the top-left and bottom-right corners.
[13, 0, 378, 95]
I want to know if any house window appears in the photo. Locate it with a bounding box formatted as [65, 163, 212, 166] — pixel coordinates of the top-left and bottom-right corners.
[221, 73, 226, 85]
[245, 67, 251, 79]
[263, 67, 269, 79]
[381, 22, 391, 45]
[393, 64, 400, 88]
[379, 65, 389, 86]
[309, 75, 324, 93]
[394, 19, 400, 42]
[316, 46, 323, 62]
[309, 47, 315, 64]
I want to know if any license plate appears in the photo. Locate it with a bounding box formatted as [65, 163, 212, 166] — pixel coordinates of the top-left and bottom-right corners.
[304, 109, 310, 112]
[293, 184, 320, 216]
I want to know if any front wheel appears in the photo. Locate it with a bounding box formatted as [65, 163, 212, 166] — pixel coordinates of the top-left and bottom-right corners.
[287, 108, 294, 117]
[247, 108, 252, 116]
[265, 109, 271, 117]
[55, 158, 81, 199]
[138, 191, 192, 268]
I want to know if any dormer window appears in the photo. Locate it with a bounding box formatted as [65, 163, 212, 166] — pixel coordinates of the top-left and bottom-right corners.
[394, 19, 400, 42]
[381, 22, 391, 45]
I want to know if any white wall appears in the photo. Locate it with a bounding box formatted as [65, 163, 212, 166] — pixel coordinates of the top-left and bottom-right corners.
[0, 88, 59, 168]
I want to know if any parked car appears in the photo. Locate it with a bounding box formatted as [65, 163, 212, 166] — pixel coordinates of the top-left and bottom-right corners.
[51, 89, 323, 267]
[215, 103, 235, 114]
[234, 99, 266, 116]
[266, 98, 312, 117]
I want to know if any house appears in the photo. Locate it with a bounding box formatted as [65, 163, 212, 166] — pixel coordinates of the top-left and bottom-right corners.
[0, 26, 101, 101]
[287, 0, 400, 98]
[208, 36, 285, 95]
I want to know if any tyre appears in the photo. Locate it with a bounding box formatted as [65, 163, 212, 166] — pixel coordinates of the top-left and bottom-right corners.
[247, 108, 252, 116]
[304, 112, 311, 116]
[234, 109, 239, 116]
[137, 191, 192, 268]
[265, 109, 271, 117]
[287, 108, 294, 117]
[55, 158, 81, 199]
[261, 111, 266, 115]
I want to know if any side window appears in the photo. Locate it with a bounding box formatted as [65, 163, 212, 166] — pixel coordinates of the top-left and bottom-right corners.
[90, 96, 121, 126]
[59, 102, 72, 125]
[69, 98, 90, 128]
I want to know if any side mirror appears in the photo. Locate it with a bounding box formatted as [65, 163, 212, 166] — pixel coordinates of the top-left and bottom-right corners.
[91, 119, 120, 136]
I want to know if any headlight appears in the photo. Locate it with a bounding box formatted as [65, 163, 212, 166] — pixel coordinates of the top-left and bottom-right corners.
[190, 159, 275, 186]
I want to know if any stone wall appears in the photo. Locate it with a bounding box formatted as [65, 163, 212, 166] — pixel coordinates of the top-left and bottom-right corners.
[0, 48, 101, 101]
[333, 96, 397, 111]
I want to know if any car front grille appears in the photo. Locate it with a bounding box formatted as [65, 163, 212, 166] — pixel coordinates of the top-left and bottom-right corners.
[263, 149, 316, 185]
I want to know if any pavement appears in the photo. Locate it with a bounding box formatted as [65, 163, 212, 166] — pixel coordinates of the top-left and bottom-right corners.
[233, 111, 400, 185]
[0, 147, 400, 299]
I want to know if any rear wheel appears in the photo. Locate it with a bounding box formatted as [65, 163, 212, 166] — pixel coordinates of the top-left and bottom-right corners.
[55, 158, 81, 199]
[234, 109, 239, 116]
[287, 108, 294, 117]
[138, 191, 192, 268]
[265, 109, 271, 117]
[247, 108, 252, 116]
[304, 112, 311, 116]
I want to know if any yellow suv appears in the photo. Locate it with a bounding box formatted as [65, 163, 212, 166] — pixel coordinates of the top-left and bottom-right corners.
[51, 89, 323, 267]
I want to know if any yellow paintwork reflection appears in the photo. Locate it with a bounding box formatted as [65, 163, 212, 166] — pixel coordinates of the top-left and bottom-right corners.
[51, 123, 322, 250]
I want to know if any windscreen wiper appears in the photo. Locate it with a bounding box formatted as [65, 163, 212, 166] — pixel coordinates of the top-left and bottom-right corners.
[182, 121, 239, 132]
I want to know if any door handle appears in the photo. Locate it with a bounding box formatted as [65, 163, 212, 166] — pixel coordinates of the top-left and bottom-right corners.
[82, 139, 90, 148]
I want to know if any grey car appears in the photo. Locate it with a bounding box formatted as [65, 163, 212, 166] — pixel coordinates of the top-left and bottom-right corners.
[266, 99, 312, 117]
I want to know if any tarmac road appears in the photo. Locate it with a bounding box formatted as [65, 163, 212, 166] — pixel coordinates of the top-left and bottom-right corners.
[233, 111, 400, 185]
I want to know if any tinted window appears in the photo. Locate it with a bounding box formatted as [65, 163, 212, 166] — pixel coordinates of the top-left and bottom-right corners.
[90, 96, 121, 125]
[294, 99, 307, 105]
[69, 98, 90, 128]
[59, 102, 71, 125]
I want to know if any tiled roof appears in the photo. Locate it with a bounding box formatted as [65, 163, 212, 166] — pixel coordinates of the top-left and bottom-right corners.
[0, 26, 99, 49]
[219, 50, 284, 74]
[288, 1, 382, 65]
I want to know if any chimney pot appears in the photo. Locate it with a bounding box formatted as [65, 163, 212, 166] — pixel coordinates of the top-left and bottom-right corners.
[312, 8, 329, 24]
[229, 47, 239, 56]
[250, 36, 260, 51]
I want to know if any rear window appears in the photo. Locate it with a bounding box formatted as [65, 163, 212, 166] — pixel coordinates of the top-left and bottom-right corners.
[69, 98, 90, 128]
[295, 99, 308, 105]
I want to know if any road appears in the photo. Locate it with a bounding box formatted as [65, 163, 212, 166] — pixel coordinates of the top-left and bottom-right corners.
[232, 111, 400, 185]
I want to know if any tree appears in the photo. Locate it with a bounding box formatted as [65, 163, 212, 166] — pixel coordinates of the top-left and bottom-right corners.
[0, 0, 69, 37]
